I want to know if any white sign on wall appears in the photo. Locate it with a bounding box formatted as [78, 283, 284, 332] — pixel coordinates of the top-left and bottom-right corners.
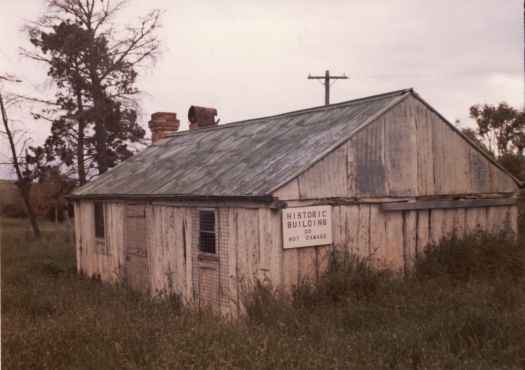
[282, 205, 333, 249]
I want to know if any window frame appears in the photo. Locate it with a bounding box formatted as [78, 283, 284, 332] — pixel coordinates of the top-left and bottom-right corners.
[93, 201, 106, 240]
[198, 209, 217, 255]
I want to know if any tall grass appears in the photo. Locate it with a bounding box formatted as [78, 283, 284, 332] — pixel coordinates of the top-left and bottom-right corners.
[2, 217, 525, 369]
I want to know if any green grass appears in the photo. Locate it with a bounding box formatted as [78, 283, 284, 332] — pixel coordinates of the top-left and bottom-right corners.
[2, 217, 525, 369]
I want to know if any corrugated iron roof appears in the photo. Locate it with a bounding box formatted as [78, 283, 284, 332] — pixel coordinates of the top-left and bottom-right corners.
[72, 89, 412, 198]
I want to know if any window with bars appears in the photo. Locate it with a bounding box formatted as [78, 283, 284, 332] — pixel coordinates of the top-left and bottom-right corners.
[94, 202, 105, 239]
[199, 210, 216, 254]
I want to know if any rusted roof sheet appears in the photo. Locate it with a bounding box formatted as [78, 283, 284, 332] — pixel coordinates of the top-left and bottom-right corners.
[72, 89, 411, 197]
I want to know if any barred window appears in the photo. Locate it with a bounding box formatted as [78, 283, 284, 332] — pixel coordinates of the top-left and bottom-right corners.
[199, 211, 216, 254]
[94, 202, 105, 239]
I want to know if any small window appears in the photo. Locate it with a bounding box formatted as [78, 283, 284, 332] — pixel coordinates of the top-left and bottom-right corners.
[199, 211, 216, 254]
[94, 202, 105, 239]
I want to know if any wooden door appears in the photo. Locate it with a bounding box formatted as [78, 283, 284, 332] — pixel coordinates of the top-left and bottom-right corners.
[125, 205, 150, 295]
[198, 255, 220, 307]
[195, 210, 221, 309]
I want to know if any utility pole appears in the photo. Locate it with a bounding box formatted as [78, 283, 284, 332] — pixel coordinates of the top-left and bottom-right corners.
[308, 70, 348, 105]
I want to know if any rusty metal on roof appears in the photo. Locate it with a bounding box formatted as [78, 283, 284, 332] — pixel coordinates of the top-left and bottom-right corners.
[71, 89, 412, 198]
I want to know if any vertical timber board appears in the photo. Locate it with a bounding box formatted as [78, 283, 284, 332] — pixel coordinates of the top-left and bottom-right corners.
[317, 245, 331, 278]
[497, 206, 511, 232]
[357, 204, 371, 258]
[369, 205, 386, 268]
[297, 144, 348, 199]
[117, 203, 126, 279]
[489, 163, 518, 192]
[475, 207, 488, 234]
[297, 246, 318, 283]
[344, 205, 360, 257]
[429, 209, 445, 245]
[437, 114, 467, 194]
[384, 98, 418, 196]
[384, 211, 404, 271]
[354, 120, 386, 196]
[282, 249, 299, 292]
[414, 98, 435, 195]
[171, 207, 188, 299]
[257, 208, 282, 285]
[73, 202, 82, 273]
[465, 208, 480, 235]
[183, 208, 193, 302]
[161, 207, 175, 295]
[331, 206, 346, 252]
[416, 210, 430, 254]
[80, 201, 95, 276]
[346, 140, 357, 195]
[227, 208, 239, 316]
[146, 204, 161, 295]
[455, 208, 467, 238]
[106, 203, 124, 282]
[218, 208, 231, 316]
[509, 205, 518, 235]
[441, 209, 457, 237]
[430, 111, 471, 194]
[466, 146, 491, 193]
[235, 208, 259, 287]
[487, 206, 501, 234]
[403, 210, 417, 271]
[430, 112, 447, 194]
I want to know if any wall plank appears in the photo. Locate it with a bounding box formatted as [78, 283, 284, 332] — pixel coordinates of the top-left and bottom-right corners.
[384, 99, 418, 196]
[403, 211, 417, 270]
[384, 211, 404, 270]
[297, 144, 348, 199]
[369, 205, 386, 267]
[416, 210, 430, 254]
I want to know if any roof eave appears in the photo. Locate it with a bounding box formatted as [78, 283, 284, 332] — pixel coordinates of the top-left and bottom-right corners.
[65, 193, 287, 207]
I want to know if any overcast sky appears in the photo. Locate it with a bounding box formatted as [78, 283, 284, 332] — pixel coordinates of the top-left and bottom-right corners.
[1, 0, 523, 179]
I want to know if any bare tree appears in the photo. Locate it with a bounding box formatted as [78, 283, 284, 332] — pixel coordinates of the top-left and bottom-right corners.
[0, 76, 40, 236]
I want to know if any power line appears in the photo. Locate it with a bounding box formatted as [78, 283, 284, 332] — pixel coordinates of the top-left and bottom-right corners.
[353, 68, 521, 80]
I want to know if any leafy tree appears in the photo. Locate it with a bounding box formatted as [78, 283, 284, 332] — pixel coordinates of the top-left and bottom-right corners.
[24, 0, 161, 181]
[460, 127, 494, 157]
[469, 103, 525, 156]
[497, 152, 525, 181]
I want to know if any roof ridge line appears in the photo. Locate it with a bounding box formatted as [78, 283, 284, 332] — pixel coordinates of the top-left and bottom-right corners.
[162, 88, 413, 139]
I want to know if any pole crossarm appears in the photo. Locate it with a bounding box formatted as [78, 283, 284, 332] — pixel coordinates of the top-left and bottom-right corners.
[307, 70, 348, 105]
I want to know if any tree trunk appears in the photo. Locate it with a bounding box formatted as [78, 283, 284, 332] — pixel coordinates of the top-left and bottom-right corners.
[0, 91, 40, 237]
[75, 85, 87, 185]
[90, 77, 109, 175]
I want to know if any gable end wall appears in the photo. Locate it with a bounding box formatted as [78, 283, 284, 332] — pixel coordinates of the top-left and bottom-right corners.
[274, 95, 518, 200]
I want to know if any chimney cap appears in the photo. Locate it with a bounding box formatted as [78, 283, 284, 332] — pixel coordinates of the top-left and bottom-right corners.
[188, 106, 218, 130]
[148, 111, 180, 143]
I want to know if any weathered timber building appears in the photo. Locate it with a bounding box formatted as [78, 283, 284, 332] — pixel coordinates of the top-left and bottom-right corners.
[69, 89, 521, 315]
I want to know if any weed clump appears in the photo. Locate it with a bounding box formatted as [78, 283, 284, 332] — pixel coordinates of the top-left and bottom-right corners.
[292, 252, 394, 309]
[414, 231, 525, 283]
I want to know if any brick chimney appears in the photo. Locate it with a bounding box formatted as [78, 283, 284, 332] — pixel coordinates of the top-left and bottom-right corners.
[148, 112, 180, 143]
[188, 106, 218, 130]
